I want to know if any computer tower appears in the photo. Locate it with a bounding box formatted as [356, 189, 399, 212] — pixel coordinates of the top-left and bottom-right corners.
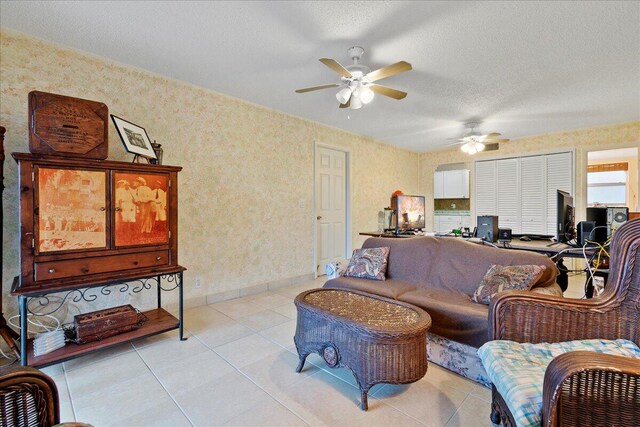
[477, 215, 499, 242]
[586, 207, 608, 243]
[576, 221, 596, 246]
[608, 207, 629, 233]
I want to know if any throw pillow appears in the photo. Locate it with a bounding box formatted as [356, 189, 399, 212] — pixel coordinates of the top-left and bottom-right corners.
[472, 264, 546, 304]
[343, 247, 390, 281]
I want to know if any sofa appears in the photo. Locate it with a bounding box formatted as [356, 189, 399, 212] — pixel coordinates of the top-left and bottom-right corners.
[324, 236, 561, 384]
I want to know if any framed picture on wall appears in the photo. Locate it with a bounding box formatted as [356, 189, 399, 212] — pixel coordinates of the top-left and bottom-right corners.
[111, 115, 157, 159]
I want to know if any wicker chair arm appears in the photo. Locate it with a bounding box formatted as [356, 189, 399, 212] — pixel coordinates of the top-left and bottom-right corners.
[489, 291, 621, 343]
[0, 364, 60, 426]
[542, 351, 640, 427]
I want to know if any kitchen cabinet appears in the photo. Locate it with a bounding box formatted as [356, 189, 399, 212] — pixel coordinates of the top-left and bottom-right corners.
[434, 170, 469, 199]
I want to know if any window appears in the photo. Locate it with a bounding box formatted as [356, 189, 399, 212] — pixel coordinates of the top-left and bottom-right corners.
[587, 169, 627, 207]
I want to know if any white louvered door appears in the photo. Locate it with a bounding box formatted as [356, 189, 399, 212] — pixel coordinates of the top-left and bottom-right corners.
[475, 161, 497, 217]
[546, 152, 574, 235]
[520, 156, 546, 234]
[496, 158, 521, 233]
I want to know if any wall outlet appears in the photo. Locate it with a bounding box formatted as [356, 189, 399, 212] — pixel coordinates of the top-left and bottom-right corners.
[194, 278, 202, 289]
[299, 198, 305, 209]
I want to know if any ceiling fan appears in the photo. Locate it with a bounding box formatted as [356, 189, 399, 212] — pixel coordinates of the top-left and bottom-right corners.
[451, 122, 510, 154]
[295, 46, 412, 110]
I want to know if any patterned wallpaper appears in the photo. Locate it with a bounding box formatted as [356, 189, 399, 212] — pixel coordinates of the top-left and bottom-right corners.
[420, 122, 640, 229]
[0, 29, 419, 317]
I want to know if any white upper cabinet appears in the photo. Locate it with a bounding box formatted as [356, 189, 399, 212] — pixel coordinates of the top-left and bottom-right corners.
[434, 171, 445, 199]
[434, 169, 470, 199]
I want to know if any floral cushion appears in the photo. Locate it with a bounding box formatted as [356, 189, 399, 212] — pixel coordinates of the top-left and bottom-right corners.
[343, 247, 390, 280]
[478, 339, 640, 427]
[472, 264, 546, 304]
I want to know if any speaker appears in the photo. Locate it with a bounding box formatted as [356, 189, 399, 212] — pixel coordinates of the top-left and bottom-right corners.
[498, 228, 512, 243]
[477, 215, 499, 242]
[608, 207, 628, 233]
[577, 221, 596, 246]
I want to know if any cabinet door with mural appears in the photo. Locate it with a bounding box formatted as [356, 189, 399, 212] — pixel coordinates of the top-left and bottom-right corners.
[35, 166, 108, 253]
[113, 171, 169, 247]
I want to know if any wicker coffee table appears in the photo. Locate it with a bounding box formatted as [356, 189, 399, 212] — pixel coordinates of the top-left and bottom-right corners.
[294, 288, 432, 410]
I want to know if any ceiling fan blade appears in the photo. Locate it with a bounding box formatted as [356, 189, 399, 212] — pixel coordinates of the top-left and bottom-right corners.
[484, 132, 502, 138]
[339, 98, 350, 109]
[365, 61, 412, 82]
[484, 138, 510, 143]
[295, 84, 340, 93]
[370, 84, 407, 100]
[319, 58, 352, 78]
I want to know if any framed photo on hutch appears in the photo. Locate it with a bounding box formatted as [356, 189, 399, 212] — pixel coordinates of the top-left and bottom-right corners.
[111, 115, 157, 160]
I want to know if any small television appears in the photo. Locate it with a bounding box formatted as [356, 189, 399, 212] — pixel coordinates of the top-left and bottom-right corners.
[556, 190, 575, 243]
[394, 195, 425, 232]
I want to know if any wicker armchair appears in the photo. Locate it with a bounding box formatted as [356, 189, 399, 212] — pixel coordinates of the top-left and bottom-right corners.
[488, 218, 640, 427]
[0, 364, 60, 427]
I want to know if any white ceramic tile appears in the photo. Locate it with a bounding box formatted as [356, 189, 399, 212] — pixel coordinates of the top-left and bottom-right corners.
[40, 363, 65, 377]
[268, 370, 423, 426]
[191, 317, 254, 348]
[271, 302, 298, 319]
[183, 305, 230, 334]
[238, 349, 320, 394]
[66, 351, 150, 397]
[136, 332, 210, 369]
[154, 350, 236, 395]
[214, 333, 282, 368]
[52, 374, 75, 423]
[73, 372, 171, 426]
[259, 319, 297, 349]
[273, 282, 321, 299]
[114, 399, 192, 427]
[236, 309, 290, 331]
[211, 298, 266, 319]
[374, 378, 469, 427]
[444, 394, 495, 427]
[246, 291, 292, 309]
[425, 363, 478, 395]
[173, 370, 272, 426]
[469, 382, 492, 403]
[223, 397, 307, 427]
[62, 342, 134, 372]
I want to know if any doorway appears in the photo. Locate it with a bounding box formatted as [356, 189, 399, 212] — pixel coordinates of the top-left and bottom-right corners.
[587, 147, 639, 212]
[314, 143, 351, 277]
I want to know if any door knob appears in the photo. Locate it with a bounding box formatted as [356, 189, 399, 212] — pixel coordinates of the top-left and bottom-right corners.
[317, 216, 322, 220]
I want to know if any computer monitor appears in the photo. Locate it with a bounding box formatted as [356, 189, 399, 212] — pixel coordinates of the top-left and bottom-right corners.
[394, 195, 425, 232]
[556, 190, 575, 243]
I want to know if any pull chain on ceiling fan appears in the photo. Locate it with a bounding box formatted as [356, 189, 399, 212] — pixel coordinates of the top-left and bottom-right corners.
[295, 46, 412, 110]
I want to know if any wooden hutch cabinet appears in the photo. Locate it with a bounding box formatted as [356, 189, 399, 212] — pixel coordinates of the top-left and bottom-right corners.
[12, 153, 185, 366]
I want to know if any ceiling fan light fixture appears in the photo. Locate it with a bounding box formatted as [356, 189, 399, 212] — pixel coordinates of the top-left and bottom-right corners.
[476, 142, 486, 152]
[359, 86, 375, 104]
[336, 87, 353, 104]
[349, 95, 363, 109]
[460, 143, 470, 153]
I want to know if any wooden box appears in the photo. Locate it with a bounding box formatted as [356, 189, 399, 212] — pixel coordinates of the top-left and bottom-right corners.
[29, 91, 109, 159]
[74, 304, 143, 343]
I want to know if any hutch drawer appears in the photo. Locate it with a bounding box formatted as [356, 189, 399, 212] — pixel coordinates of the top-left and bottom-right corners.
[34, 250, 169, 281]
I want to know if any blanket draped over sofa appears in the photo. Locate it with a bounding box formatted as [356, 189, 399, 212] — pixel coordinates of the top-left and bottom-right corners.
[324, 236, 561, 384]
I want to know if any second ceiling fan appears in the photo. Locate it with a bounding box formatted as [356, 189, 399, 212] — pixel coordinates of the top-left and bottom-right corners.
[295, 46, 412, 109]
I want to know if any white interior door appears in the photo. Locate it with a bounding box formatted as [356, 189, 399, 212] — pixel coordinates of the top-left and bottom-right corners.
[316, 146, 347, 276]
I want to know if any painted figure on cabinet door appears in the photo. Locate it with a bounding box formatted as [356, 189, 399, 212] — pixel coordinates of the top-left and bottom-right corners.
[114, 172, 169, 246]
[37, 167, 107, 252]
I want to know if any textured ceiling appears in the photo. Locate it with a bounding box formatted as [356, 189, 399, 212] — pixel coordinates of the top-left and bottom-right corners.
[1, 1, 639, 152]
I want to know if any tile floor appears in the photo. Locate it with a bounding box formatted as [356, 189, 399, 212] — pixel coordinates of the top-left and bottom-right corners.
[7, 274, 589, 426]
[11, 277, 488, 427]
